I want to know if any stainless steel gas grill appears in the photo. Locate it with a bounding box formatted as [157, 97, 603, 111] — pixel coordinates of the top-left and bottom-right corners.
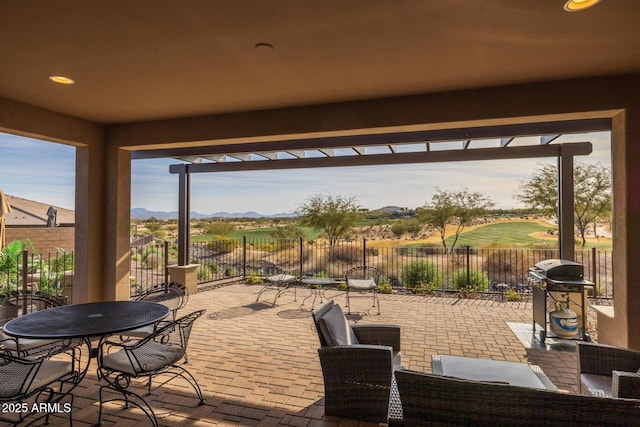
[528, 259, 594, 343]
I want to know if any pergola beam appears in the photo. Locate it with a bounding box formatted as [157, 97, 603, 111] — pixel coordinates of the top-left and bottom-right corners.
[132, 118, 608, 160]
[169, 141, 592, 266]
[169, 142, 592, 174]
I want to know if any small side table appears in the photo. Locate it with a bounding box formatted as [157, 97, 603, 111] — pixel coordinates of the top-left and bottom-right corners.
[301, 277, 335, 310]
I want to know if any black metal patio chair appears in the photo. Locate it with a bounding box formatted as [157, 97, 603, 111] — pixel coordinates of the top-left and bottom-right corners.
[0, 336, 82, 426]
[344, 266, 381, 314]
[0, 290, 79, 358]
[255, 261, 299, 305]
[125, 282, 189, 339]
[95, 309, 206, 427]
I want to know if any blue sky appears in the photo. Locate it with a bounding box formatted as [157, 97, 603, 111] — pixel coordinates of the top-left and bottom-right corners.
[0, 131, 611, 215]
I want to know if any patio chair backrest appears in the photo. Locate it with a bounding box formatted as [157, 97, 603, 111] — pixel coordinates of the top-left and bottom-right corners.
[311, 300, 359, 347]
[344, 266, 381, 282]
[134, 282, 188, 321]
[0, 349, 42, 398]
[123, 309, 205, 375]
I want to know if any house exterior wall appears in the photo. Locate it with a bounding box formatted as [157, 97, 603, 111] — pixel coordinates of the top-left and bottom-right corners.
[5, 226, 75, 254]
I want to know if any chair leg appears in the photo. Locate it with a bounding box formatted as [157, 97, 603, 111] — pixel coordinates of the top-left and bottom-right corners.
[97, 383, 159, 427]
[346, 289, 351, 314]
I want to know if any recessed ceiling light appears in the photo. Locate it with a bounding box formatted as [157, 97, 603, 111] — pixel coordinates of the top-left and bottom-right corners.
[49, 76, 75, 85]
[564, 0, 601, 12]
[254, 42, 274, 52]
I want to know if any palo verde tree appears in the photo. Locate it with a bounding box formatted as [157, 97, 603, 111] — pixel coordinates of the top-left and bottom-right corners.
[516, 162, 612, 247]
[297, 193, 362, 246]
[417, 187, 494, 253]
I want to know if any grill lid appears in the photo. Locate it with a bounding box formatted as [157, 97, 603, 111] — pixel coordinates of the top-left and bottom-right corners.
[533, 259, 584, 280]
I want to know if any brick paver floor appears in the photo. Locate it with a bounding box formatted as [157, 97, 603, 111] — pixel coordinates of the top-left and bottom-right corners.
[31, 283, 578, 426]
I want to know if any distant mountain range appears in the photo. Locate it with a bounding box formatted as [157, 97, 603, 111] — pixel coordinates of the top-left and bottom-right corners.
[131, 208, 297, 220]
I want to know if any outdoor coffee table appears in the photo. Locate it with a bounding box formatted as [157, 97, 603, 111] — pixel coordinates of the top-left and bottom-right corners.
[300, 277, 335, 309]
[431, 355, 557, 391]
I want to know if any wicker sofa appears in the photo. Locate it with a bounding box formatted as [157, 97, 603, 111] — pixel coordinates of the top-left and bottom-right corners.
[578, 341, 640, 399]
[395, 369, 640, 426]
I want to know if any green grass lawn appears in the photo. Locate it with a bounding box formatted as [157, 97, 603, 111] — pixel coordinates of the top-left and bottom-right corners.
[191, 226, 320, 241]
[444, 221, 612, 250]
[444, 221, 552, 247]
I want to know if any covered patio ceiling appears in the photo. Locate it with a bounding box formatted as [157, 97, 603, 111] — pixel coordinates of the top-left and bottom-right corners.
[1, 2, 638, 126]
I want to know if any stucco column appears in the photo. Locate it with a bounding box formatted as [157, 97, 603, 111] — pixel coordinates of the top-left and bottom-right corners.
[104, 146, 132, 301]
[608, 108, 640, 349]
[74, 145, 106, 303]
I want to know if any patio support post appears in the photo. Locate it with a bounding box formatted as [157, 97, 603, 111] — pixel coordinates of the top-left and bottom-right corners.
[177, 166, 190, 266]
[558, 146, 575, 261]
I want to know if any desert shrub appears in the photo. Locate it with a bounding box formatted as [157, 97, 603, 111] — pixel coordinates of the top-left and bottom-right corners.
[141, 245, 163, 269]
[224, 265, 237, 277]
[197, 261, 220, 280]
[245, 275, 263, 285]
[206, 238, 240, 254]
[378, 282, 393, 294]
[391, 221, 407, 237]
[328, 246, 360, 263]
[414, 281, 439, 295]
[504, 289, 522, 301]
[457, 286, 478, 299]
[452, 268, 489, 292]
[401, 261, 442, 290]
[270, 225, 304, 240]
[365, 247, 379, 256]
[375, 261, 398, 281]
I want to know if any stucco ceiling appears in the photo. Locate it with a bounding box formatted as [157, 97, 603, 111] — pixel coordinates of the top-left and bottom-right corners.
[1, 1, 639, 124]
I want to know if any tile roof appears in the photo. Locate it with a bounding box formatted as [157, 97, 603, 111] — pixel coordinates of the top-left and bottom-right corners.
[2, 194, 75, 226]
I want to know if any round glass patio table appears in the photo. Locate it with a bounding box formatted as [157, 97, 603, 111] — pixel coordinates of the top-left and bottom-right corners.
[3, 300, 170, 339]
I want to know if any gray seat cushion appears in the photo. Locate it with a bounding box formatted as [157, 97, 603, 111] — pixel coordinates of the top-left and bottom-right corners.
[581, 373, 612, 397]
[348, 278, 377, 290]
[266, 273, 296, 283]
[102, 341, 185, 375]
[317, 304, 359, 346]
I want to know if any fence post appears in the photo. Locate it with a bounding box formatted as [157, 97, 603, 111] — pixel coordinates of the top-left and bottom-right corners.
[164, 241, 169, 284]
[466, 245, 471, 287]
[299, 237, 303, 278]
[591, 246, 597, 292]
[21, 249, 28, 314]
[243, 236, 247, 279]
[363, 238, 367, 268]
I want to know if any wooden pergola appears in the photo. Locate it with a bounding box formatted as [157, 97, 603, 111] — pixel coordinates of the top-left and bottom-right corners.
[134, 120, 604, 267]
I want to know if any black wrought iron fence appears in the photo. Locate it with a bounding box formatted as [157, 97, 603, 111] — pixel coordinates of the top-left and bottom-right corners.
[0, 249, 74, 302]
[130, 238, 614, 299]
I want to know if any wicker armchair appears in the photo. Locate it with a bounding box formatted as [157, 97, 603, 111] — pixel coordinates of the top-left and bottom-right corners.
[311, 300, 402, 424]
[577, 341, 640, 399]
